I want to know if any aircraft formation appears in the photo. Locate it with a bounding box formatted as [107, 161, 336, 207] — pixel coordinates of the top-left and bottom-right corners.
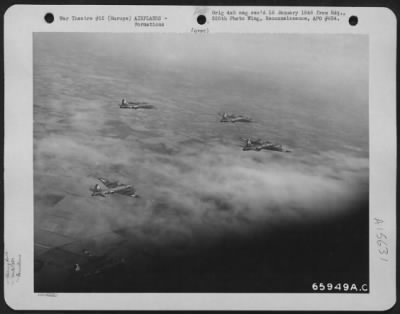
[217, 111, 291, 152]
[63, 97, 293, 281]
[92, 98, 292, 198]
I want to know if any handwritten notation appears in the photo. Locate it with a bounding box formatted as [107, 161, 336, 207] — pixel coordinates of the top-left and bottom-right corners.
[374, 217, 389, 262]
[4, 251, 21, 285]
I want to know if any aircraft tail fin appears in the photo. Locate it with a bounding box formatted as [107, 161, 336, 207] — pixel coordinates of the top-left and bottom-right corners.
[90, 184, 105, 197]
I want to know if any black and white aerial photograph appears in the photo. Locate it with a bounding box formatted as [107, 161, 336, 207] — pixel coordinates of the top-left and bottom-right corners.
[33, 33, 369, 293]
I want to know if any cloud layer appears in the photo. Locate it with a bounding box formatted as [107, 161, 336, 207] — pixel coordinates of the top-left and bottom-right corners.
[34, 130, 368, 246]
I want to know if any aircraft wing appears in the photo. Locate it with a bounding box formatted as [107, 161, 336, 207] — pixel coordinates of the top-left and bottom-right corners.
[136, 104, 155, 109]
[128, 101, 148, 105]
[98, 177, 119, 188]
[115, 186, 136, 196]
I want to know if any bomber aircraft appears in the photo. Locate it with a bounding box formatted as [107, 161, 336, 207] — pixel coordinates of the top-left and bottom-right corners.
[219, 112, 252, 123]
[241, 138, 291, 153]
[120, 98, 155, 109]
[90, 177, 138, 198]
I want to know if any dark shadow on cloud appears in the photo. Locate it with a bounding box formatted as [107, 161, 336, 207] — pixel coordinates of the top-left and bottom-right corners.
[47, 199, 368, 293]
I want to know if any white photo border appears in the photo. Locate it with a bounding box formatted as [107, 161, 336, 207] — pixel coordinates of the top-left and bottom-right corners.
[4, 5, 397, 311]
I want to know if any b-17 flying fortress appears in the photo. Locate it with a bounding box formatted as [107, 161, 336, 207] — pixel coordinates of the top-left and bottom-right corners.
[90, 177, 138, 198]
[241, 138, 291, 153]
[218, 112, 252, 123]
[120, 98, 155, 109]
